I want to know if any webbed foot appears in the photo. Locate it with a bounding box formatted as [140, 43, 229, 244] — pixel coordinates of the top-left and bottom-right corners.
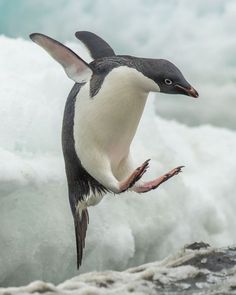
[134, 166, 184, 193]
[119, 159, 150, 192]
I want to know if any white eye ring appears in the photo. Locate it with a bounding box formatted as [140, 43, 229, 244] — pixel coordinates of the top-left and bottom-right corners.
[164, 78, 173, 85]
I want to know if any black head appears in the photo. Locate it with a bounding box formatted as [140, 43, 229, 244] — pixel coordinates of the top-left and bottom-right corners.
[137, 58, 199, 98]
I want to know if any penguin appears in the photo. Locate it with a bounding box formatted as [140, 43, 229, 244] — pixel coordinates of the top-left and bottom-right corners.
[29, 31, 198, 269]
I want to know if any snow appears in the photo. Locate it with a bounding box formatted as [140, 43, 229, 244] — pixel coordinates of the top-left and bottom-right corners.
[1, 244, 236, 294]
[0, 36, 236, 288]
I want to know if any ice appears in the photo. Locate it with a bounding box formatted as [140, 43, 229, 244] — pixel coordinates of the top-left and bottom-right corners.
[1, 0, 236, 128]
[0, 36, 236, 287]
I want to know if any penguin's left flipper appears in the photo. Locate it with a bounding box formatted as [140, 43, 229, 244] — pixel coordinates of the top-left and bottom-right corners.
[75, 31, 116, 59]
[134, 166, 184, 193]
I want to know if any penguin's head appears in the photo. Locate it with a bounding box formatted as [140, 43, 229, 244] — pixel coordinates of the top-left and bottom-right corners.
[29, 32, 198, 99]
[140, 58, 198, 98]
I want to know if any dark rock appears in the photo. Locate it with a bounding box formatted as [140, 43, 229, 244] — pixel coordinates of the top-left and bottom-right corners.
[185, 241, 211, 250]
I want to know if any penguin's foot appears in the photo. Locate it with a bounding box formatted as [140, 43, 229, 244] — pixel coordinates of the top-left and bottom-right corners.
[119, 159, 150, 192]
[134, 166, 184, 193]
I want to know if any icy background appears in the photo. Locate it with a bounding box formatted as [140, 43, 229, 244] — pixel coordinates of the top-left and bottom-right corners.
[1, 0, 236, 129]
[0, 0, 236, 288]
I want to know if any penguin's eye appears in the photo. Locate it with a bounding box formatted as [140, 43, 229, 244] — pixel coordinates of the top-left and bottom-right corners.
[164, 78, 173, 85]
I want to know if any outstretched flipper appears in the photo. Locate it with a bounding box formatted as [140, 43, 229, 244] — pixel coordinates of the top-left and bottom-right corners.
[30, 33, 93, 83]
[75, 31, 116, 59]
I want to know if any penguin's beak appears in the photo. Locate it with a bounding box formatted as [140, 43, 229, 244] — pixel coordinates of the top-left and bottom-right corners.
[175, 85, 199, 98]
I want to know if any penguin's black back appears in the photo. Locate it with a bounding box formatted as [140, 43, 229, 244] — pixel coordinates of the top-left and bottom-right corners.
[61, 83, 108, 216]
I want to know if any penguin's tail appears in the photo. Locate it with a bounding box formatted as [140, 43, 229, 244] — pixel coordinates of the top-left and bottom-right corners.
[74, 208, 89, 269]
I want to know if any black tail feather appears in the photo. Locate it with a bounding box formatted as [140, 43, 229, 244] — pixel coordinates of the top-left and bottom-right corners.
[74, 208, 89, 269]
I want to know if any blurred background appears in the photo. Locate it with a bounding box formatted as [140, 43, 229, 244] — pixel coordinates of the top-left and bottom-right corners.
[1, 0, 236, 128]
[0, 0, 236, 288]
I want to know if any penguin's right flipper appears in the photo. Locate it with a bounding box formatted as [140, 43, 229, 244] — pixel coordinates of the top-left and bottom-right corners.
[75, 31, 116, 59]
[74, 208, 89, 269]
[29, 33, 93, 83]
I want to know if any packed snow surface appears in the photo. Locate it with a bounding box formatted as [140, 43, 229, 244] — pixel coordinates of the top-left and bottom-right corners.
[1, 243, 236, 294]
[0, 36, 235, 287]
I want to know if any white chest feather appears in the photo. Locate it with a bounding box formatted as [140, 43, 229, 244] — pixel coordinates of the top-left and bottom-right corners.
[73, 66, 159, 171]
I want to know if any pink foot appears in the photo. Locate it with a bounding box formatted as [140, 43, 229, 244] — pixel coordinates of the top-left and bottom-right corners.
[119, 159, 150, 192]
[134, 166, 184, 193]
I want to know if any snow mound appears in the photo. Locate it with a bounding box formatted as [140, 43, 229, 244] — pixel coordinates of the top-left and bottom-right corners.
[1, 243, 236, 295]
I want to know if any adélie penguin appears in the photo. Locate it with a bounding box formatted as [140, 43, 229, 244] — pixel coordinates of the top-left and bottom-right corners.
[29, 31, 199, 269]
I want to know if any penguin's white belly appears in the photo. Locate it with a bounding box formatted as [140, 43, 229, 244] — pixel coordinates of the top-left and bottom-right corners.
[73, 66, 158, 186]
[74, 81, 147, 169]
